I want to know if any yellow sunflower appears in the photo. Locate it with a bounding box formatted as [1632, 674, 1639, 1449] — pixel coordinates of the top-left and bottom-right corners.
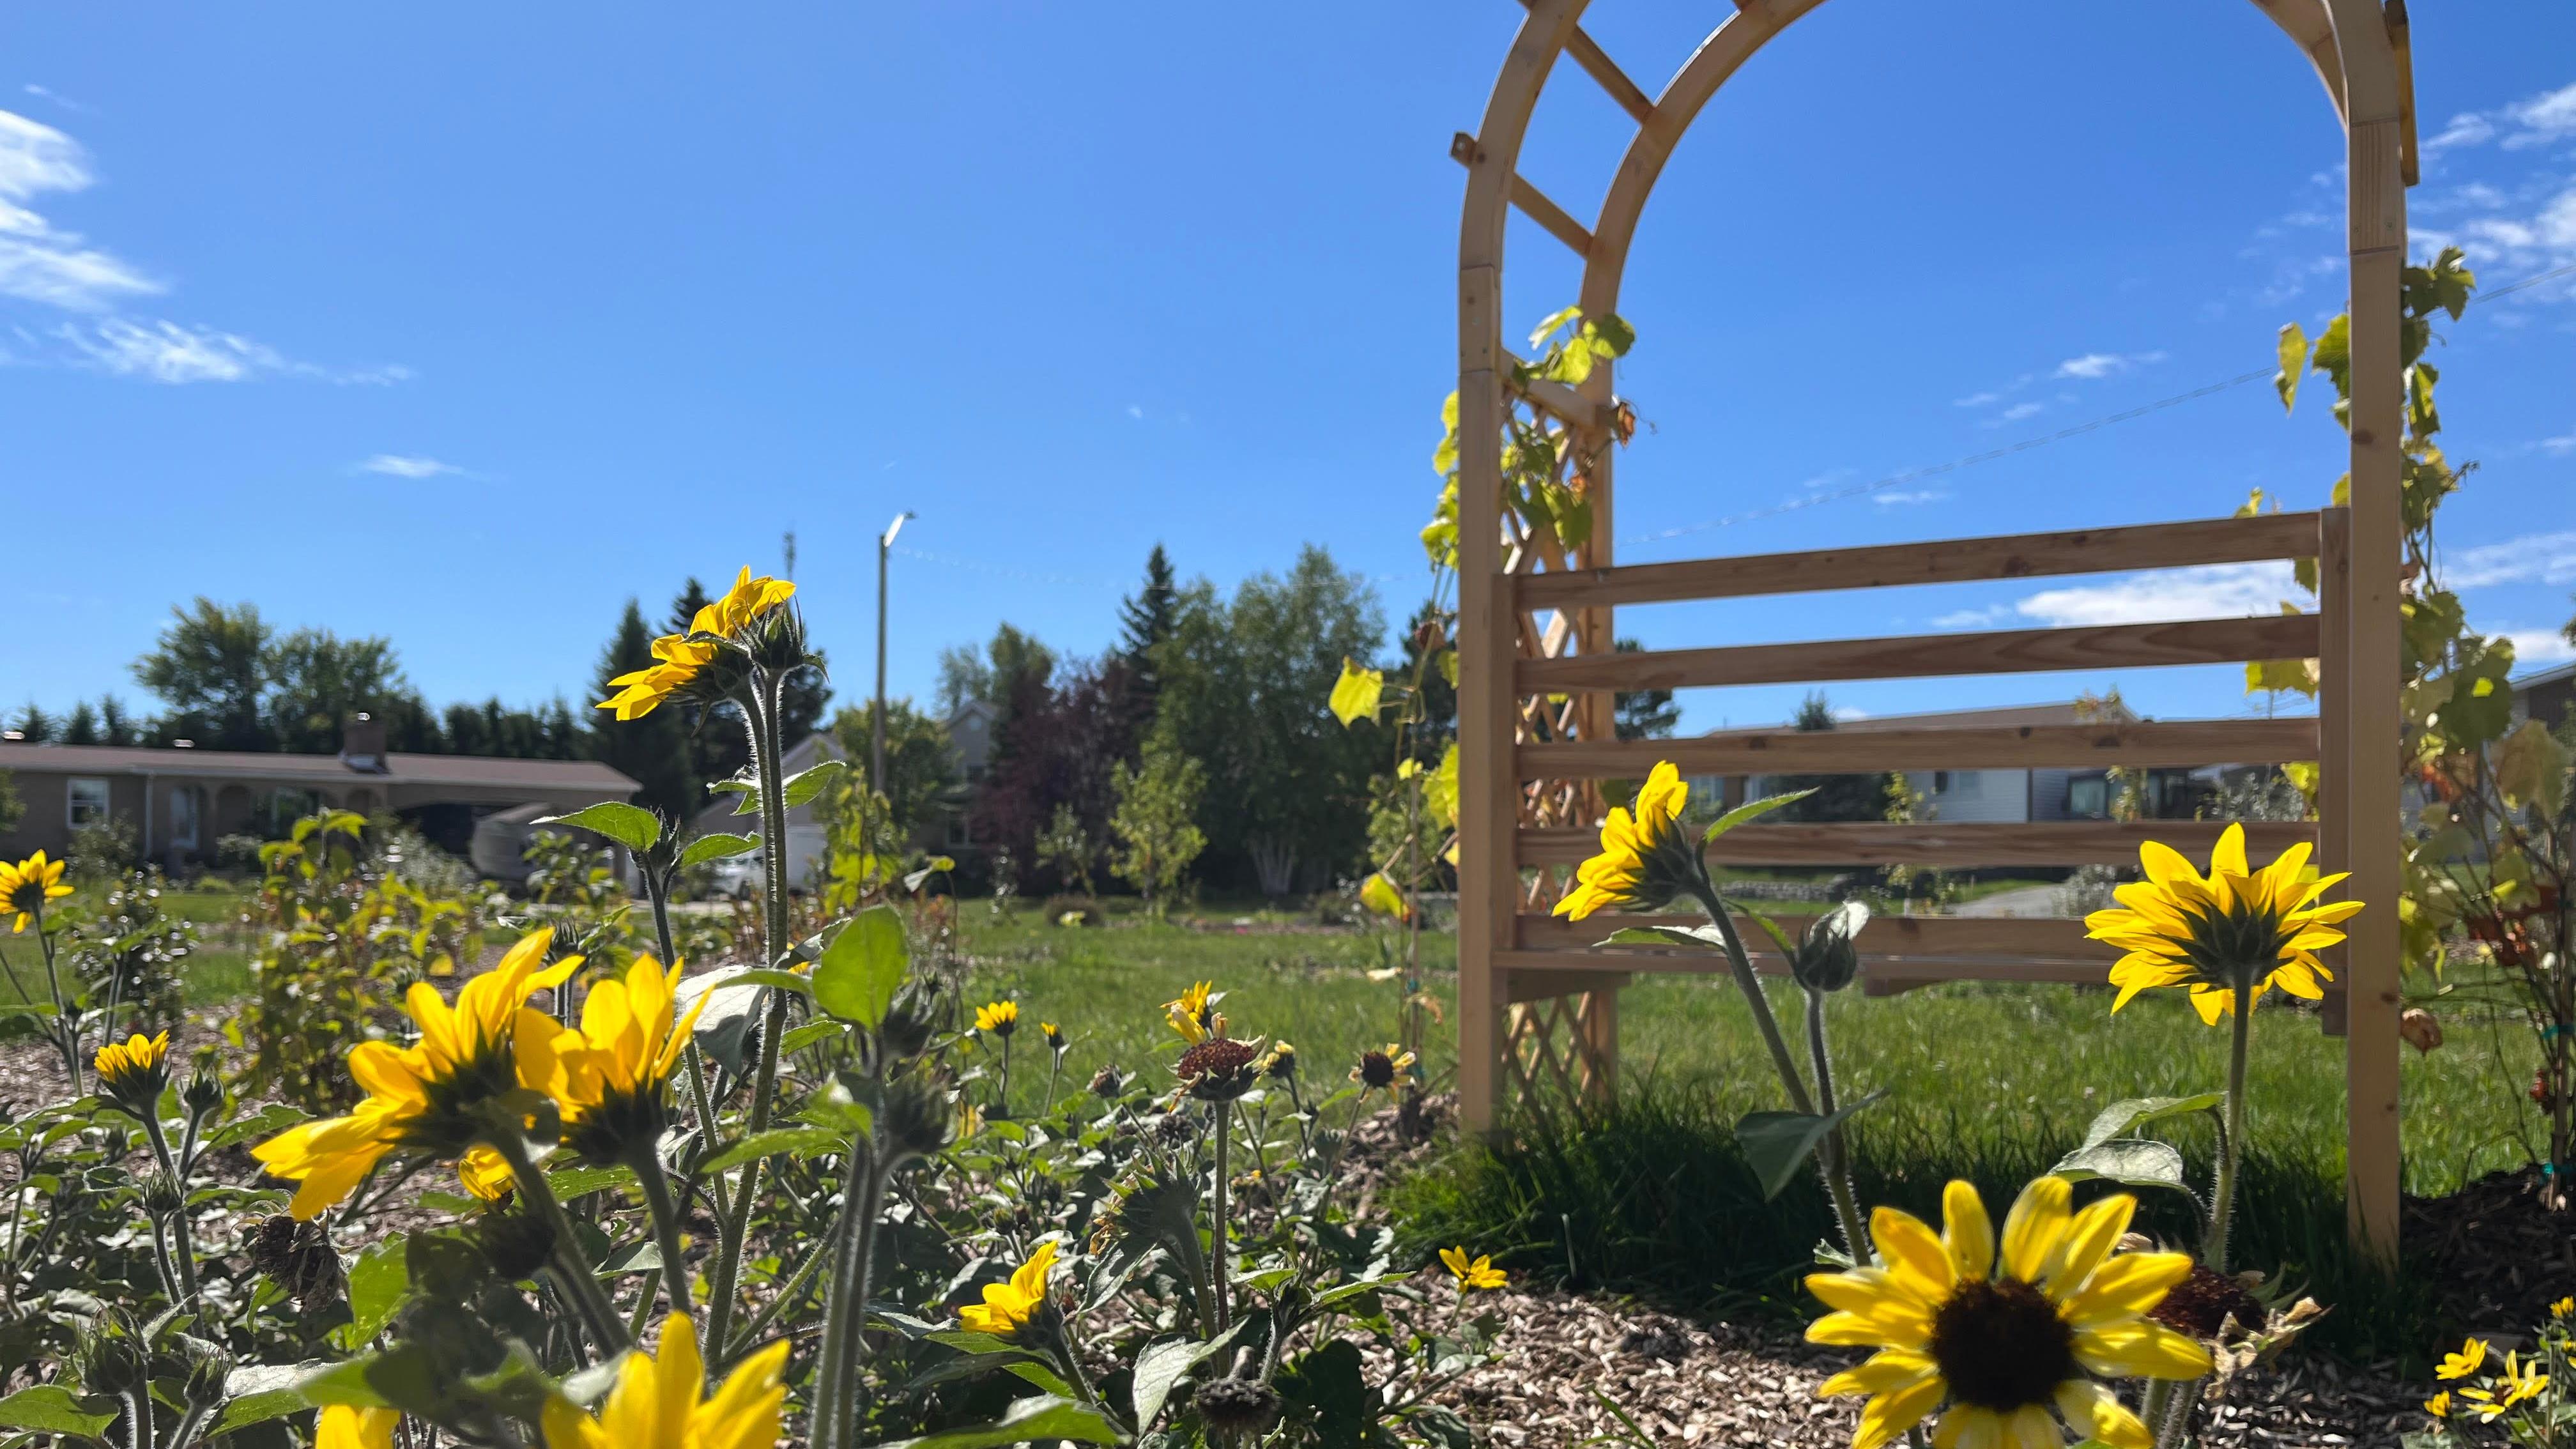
[1552, 762, 1699, 921]
[595, 568, 796, 720]
[1805, 1176, 2209, 1449]
[958, 1239, 1059, 1340]
[2458, 1351, 2551, 1423]
[1351, 1043, 1416, 1092]
[318, 1405, 401, 1449]
[1, 850, 73, 932]
[252, 930, 579, 1219]
[541, 1312, 790, 1449]
[2085, 823, 2365, 1024]
[553, 953, 708, 1163]
[974, 999, 1020, 1036]
[95, 1030, 172, 1089]
[1165, 981, 1217, 1043]
[1441, 1246, 1507, 1290]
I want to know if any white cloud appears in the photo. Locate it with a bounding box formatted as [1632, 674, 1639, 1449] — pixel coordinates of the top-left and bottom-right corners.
[2053, 349, 2168, 380]
[1931, 605, 2011, 630]
[0, 109, 158, 310]
[2442, 530, 2576, 589]
[2506, 629, 2576, 667]
[1872, 489, 1949, 506]
[1125, 404, 1144, 419]
[57, 318, 282, 381]
[2424, 82, 2576, 155]
[358, 454, 461, 479]
[2536, 429, 2576, 456]
[1991, 562, 2301, 630]
[1952, 390, 2003, 408]
[1830, 707, 1871, 722]
[1995, 401, 2044, 422]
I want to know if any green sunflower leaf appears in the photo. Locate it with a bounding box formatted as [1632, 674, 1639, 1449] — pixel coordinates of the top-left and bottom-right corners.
[1703, 788, 1813, 844]
[2051, 1138, 2192, 1195]
[678, 832, 760, 868]
[872, 1395, 1121, 1449]
[1735, 1089, 1887, 1200]
[0, 1387, 118, 1440]
[2076, 1094, 2225, 1153]
[531, 802, 660, 853]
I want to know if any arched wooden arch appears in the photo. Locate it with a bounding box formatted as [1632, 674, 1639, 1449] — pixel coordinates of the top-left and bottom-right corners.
[1454, 0, 2412, 1255]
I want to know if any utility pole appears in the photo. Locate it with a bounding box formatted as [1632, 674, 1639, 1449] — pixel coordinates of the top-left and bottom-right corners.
[874, 510, 914, 795]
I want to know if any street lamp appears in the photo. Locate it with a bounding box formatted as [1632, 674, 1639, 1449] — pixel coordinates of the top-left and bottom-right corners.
[875, 510, 914, 795]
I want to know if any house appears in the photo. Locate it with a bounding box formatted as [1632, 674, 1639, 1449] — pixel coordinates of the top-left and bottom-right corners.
[2513, 657, 2575, 733]
[0, 715, 638, 872]
[687, 732, 843, 886]
[1694, 698, 2223, 824]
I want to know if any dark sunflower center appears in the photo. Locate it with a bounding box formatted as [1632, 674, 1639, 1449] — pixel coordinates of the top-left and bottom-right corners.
[1929, 1278, 2077, 1412]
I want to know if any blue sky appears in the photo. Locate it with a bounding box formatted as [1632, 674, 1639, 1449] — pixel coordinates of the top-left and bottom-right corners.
[5, 3, 2571, 736]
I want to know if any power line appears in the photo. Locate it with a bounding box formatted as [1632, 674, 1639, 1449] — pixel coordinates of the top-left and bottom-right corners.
[1623, 261, 2576, 551]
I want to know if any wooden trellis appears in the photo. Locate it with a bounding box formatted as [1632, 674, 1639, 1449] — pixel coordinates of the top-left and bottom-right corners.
[1453, 0, 2414, 1255]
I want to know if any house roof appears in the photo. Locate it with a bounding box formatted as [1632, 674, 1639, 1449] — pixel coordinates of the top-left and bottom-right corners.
[2514, 658, 2576, 692]
[0, 742, 637, 793]
[1699, 698, 2142, 738]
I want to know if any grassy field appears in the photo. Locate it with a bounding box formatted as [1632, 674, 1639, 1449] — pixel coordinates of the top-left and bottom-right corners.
[16, 883, 2532, 1360]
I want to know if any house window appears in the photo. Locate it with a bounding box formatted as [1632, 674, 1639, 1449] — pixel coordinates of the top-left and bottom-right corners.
[2068, 777, 2110, 819]
[67, 778, 111, 827]
[1949, 770, 1982, 798]
[1931, 771, 1949, 793]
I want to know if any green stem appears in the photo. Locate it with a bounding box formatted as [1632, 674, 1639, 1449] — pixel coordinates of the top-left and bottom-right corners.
[707, 670, 796, 1364]
[1211, 1100, 1232, 1332]
[723, 1220, 834, 1363]
[1689, 882, 1816, 1116]
[2204, 989, 2255, 1272]
[632, 1145, 694, 1319]
[141, 1114, 201, 1304]
[811, 1140, 889, 1449]
[1801, 986, 1872, 1268]
[490, 1134, 631, 1354]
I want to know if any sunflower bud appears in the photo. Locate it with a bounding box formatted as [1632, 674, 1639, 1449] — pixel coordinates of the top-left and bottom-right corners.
[1790, 901, 1868, 994]
[474, 1209, 558, 1282]
[878, 981, 938, 1062]
[68, 1326, 147, 1397]
[179, 1338, 233, 1411]
[1194, 1377, 1282, 1439]
[880, 1073, 957, 1165]
[181, 1047, 225, 1120]
[141, 1168, 185, 1219]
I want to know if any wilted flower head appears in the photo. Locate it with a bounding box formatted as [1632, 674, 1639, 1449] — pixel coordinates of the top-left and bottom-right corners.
[1177, 1036, 1262, 1102]
[1352, 1043, 1416, 1092]
[1194, 1377, 1282, 1440]
[1089, 1064, 1126, 1099]
[1261, 1041, 1297, 1080]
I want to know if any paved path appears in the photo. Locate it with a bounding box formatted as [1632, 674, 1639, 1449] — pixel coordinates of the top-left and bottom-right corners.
[1950, 882, 2066, 918]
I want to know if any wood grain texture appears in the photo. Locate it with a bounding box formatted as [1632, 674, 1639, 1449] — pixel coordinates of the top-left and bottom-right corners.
[1521, 717, 2320, 778]
[1503, 914, 2112, 963]
[1519, 614, 2321, 693]
[1516, 512, 2324, 610]
[1519, 819, 2318, 867]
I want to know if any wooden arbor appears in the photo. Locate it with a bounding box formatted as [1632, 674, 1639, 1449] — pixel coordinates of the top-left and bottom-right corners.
[1453, 0, 2414, 1254]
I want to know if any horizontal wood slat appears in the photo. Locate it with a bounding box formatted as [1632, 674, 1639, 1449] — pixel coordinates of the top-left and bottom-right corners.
[1518, 818, 2317, 867]
[1517, 511, 2324, 610]
[1520, 717, 2319, 778]
[1509, 913, 2113, 961]
[1519, 613, 2321, 693]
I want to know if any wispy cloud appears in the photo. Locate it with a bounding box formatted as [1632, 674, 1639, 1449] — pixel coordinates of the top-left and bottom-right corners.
[1931, 562, 2299, 633]
[0, 105, 404, 383]
[0, 109, 158, 310]
[20, 84, 95, 116]
[1952, 390, 2004, 409]
[2507, 629, 2576, 668]
[1873, 489, 1949, 507]
[2423, 81, 2576, 155]
[2442, 530, 2576, 589]
[358, 454, 463, 479]
[2534, 429, 2576, 456]
[1989, 401, 2044, 425]
[1125, 404, 1144, 420]
[2053, 350, 2167, 380]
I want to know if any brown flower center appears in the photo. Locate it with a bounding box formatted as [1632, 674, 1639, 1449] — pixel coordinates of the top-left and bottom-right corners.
[1929, 1278, 2077, 1412]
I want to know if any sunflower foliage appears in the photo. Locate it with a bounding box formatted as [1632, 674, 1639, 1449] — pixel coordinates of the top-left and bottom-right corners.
[2411, 1301, 2574, 1448]
[2253, 247, 2575, 1199]
[230, 811, 484, 1113]
[0, 566, 1513, 1449]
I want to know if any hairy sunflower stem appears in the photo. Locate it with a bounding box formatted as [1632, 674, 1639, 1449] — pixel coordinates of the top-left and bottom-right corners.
[2204, 983, 2256, 1273]
[707, 668, 797, 1365]
[1800, 986, 1871, 1268]
[811, 1138, 889, 1449]
[1689, 881, 1816, 1116]
[724, 1217, 834, 1363]
[1211, 1100, 1233, 1333]
[139, 1114, 201, 1305]
[631, 1144, 694, 1319]
[489, 1133, 631, 1354]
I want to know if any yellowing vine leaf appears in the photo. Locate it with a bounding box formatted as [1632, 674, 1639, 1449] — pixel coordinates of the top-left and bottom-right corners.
[1329, 658, 1384, 728]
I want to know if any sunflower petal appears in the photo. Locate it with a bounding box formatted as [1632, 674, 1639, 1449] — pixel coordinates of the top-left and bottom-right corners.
[1998, 1175, 2072, 1284]
[1942, 1179, 1996, 1282]
[1853, 1376, 1947, 1449]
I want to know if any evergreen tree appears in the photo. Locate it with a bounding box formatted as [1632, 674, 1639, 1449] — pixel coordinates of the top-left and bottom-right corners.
[1774, 691, 1896, 823]
[1114, 545, 1180, 760]
[591, 599, 699, 816]
[98, 696, 136, 746]
[1613, 638, 1680, 740]
[63, 701, 100, 745]
[10, 703, 55, 742]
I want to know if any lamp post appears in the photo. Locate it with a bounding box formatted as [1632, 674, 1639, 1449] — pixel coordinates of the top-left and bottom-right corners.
[874, 510, 914, 795]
